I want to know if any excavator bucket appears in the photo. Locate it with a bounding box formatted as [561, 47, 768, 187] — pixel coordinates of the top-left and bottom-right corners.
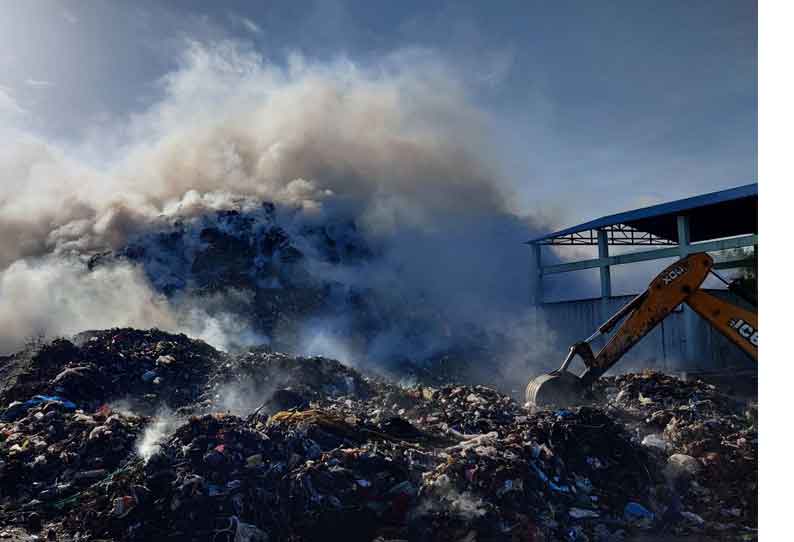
[525, 371, 585, 407]
[525, 252, 757, 408]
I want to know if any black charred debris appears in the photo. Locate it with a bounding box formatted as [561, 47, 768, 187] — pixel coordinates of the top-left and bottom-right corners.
[0, 329, 756, 541]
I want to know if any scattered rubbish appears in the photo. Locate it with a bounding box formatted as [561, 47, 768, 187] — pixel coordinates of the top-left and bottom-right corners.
[0, 331, 757, 541]
[2, 395, 77, 422]
[111, 495, 138, 518]
[641, 433, 670, 452]
[667, 453, 703, 478]
[681, 510, 705, 526]
[597, 371, 757, 534]
[569, 508, 600, 519]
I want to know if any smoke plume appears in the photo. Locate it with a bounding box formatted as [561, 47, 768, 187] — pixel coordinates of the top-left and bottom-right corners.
[136, 407, 182, 461]
[0, 41, 549, 365]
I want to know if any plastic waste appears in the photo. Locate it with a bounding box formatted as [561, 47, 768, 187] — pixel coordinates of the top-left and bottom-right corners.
[624, 501, 655, 522]
[641, 433, 670, 451]
[2, 395, 77, 421]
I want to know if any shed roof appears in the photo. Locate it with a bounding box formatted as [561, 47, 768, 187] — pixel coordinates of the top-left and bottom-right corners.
[528, 183, 757, 245]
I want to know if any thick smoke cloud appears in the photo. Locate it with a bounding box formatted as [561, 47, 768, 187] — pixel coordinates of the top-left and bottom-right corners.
[2, 43, 514, 262]
[0, 258, 175, 349]
[0, 40, 550, 362]
[0, 256, 268, 353]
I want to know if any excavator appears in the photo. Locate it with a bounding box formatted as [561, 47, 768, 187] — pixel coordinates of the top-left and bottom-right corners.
[525, 252, 757, 406]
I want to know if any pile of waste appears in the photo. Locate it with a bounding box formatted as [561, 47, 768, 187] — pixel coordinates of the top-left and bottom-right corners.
[190, 347, 377, 417]
[0, 399, 147, 532]
[84, 203, 537, 371]
[0, 329, 223, 416]
[596, 372, 758, 538]
[1, 330, 757, 541]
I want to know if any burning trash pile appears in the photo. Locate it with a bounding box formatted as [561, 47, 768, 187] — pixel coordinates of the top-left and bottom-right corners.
[1, 330, 756, 541]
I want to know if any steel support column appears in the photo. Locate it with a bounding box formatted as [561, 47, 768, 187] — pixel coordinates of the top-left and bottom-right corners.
[677, 214, 697, 365]
[597, 229, 612, 299]
[677, 215, 691, 258]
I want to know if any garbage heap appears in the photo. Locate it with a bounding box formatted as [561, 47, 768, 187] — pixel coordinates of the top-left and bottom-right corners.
[596, 372, 758, 537]
[0, 330, 757, 541]
[0, 329, 223, 416]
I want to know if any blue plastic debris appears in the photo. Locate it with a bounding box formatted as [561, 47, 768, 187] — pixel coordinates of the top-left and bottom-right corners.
[33, 395, 77, 409]
[1, 395, 77, 421]
[555, 409, 575, 419]
[549, 480, 571, 493]
[624, 501, 655, 522]
[531, 462, 549, 482]
[530, 462, 571, 493]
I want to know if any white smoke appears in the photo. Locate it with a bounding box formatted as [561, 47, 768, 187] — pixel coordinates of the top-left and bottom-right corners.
[0, 257, 177, 351]
[413, 474, 489, 520]
[1, 43, 512, 265]
[173, 288, 270, 352]
[0, 254, 274, 353]
[297, 323, 356, 365]
[0, 40, 551, 362]
[136, 407, 182, 461]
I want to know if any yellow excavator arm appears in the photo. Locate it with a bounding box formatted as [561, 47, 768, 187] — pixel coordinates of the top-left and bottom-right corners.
[686, 289, 757, 357]
[526, 252, 757, 406]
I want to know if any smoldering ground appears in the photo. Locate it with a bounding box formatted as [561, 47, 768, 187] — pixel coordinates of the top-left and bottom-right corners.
[0, 41, 574, 374]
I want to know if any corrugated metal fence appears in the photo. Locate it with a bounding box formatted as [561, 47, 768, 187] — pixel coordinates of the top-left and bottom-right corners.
[539, 289, 755, 374]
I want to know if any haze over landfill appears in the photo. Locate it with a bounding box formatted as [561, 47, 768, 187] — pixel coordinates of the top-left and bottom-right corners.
[0, 2, 757, 541]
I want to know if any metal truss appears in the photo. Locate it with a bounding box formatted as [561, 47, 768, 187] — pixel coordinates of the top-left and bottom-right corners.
[538, 224, 677, 246]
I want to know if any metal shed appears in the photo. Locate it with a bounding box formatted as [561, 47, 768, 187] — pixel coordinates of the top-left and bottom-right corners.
[527, 183, 758, 304]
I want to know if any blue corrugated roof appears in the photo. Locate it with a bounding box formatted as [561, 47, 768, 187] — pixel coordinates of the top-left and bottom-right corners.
[527, 183, 757, 244]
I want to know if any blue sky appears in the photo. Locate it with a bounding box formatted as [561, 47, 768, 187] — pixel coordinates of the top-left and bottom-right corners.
[0, 0, 756, 229]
